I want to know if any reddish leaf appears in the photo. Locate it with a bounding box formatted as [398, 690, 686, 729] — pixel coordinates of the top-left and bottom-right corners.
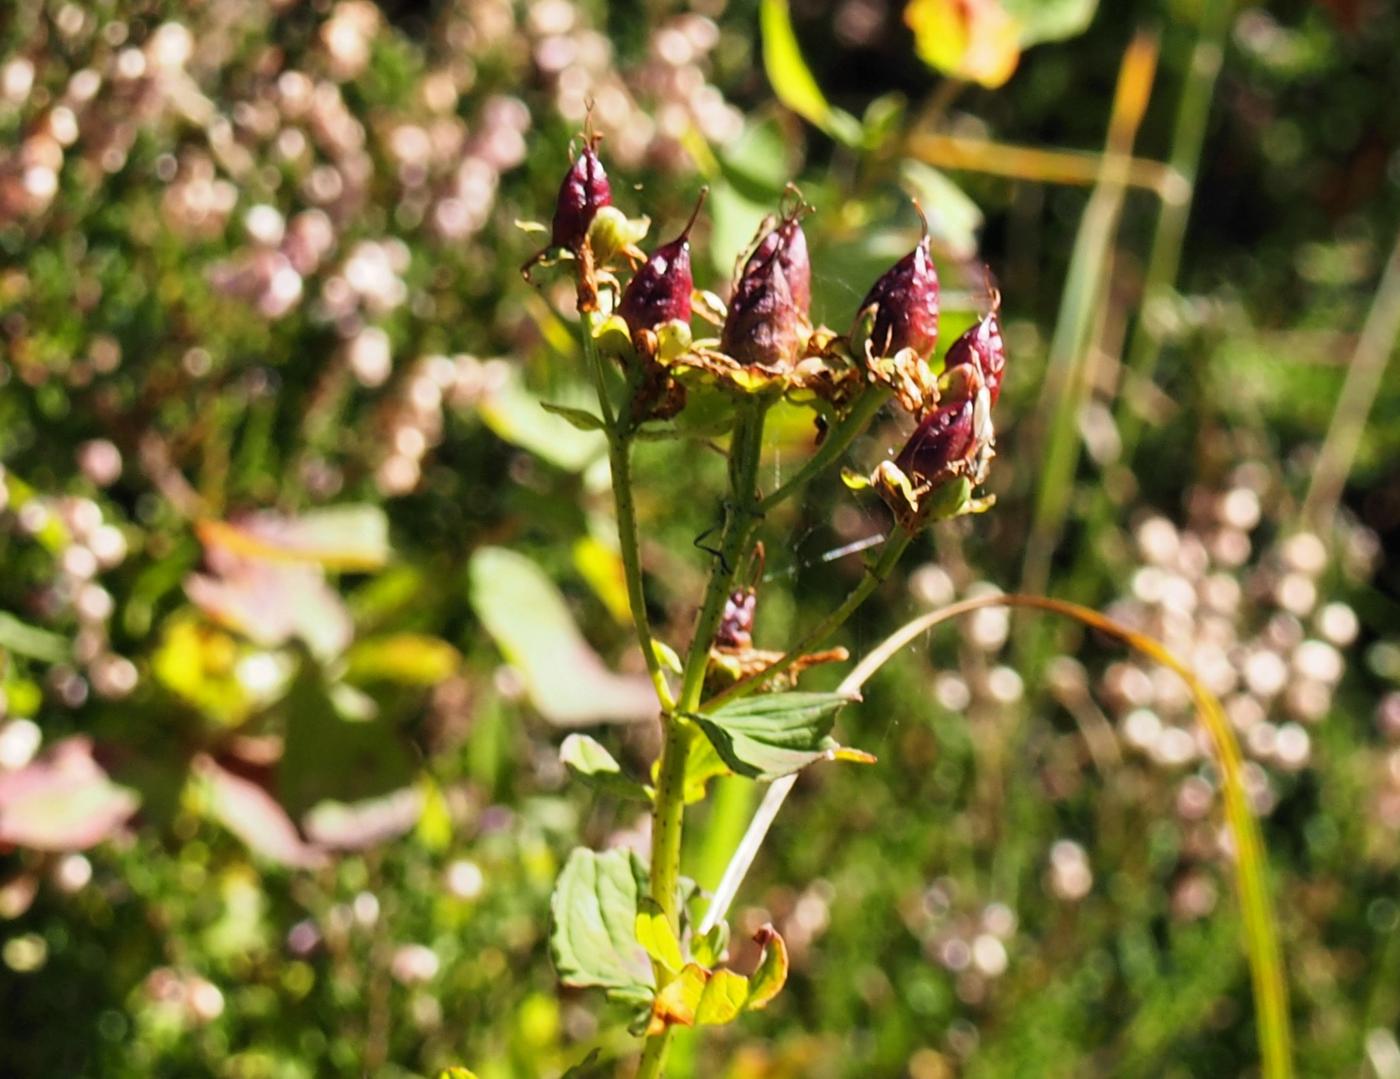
[0, 738, 139, 851]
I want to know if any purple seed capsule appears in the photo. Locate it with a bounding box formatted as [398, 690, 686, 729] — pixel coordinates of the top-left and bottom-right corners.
[943, 296, 1005, 405]
[720, 211, 810, 369]
[894, 395, 977, 488]
[857, 230, 940, 360]
[550, 139, 611, 253]
[618, 189, 706, 336]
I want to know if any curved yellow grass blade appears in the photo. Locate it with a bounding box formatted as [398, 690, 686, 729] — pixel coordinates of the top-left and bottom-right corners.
[704, 593, 1292, 1078]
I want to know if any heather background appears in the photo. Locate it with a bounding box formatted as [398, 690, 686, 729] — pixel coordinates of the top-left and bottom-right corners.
[2, 1, 1400, 1076]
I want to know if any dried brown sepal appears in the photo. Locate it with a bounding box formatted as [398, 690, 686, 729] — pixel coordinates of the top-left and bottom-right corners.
[705, 646, 849, 696]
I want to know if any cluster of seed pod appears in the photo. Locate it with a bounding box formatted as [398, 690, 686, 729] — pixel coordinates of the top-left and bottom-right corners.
[529, 136, 1009, 531]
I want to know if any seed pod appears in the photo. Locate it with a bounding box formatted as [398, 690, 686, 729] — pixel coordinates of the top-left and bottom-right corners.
[856, 228, 939, 360]
[773, 214, 811, 315]
[618, 189, 706, 336]
[550, 139, 611, 253]
[943, 294, 1005, 404]
[720, 211, 810, 369]
[894, 396, 977, 487]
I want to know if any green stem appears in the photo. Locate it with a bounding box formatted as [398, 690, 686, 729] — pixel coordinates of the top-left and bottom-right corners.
[579, 311, 674, 711]
[608, 432, 676, 711]
[636, 1030, 670, 1079]
[638, 397, 768, 1076]
[678, 401, 769, 711]
[1116, 0, 1230, 459]
[701, 524, 914, 712]
[757, 387, 889, 513]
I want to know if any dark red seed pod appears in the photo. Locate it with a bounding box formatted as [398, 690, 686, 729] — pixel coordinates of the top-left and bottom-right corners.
[720, 212, 809, 368]
[774, 215, 810, 315]
[894, 396, 977, 488]
[721, 252, 800, 368]
[618, 189, 706, 336]
[943, 298, 1005, 405]
[858, 231, 940, 360]
[550, 140, 611, 252]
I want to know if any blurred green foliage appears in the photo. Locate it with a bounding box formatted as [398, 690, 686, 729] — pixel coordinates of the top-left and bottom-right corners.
[1, 0, 1400, 1076]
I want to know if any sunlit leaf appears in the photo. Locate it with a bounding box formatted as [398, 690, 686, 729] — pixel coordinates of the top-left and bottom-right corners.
[760, 0, 861, 145]
[647, 963, 750, 1035]
[0, 738, 139, 851]
[679, 729, 732, 803]
[344, 634, 460, 686]
[478, 365, 606, 473]
[550, 848, 654, 1002]
[302, 785, 424, 850]
[573, 534, 631, 625]
[541, 401, 606, 432]
[899, 160, 985, 262]
[186, 553, 352, 662]
[635, 897, 684, 973]
[692, 921, 730, 969]
[745, 924, 790, 1010]
[904, 0, 1022, 88]
[690, 692, 869, 780]
[469, 547, 657, 726]
[197, 506, 390, 571]
[560, 733, 651, 802]
[1004, 0, 1097, 46]
[197, 755, 328, 870]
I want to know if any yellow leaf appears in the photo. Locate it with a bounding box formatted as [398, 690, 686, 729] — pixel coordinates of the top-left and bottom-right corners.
[905, 0, 1022, 89]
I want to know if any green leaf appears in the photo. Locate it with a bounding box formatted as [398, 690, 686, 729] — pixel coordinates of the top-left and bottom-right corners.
[697, 968, 750, 1024]
[651, 639, 683, 675]
[692, 921, 730, 969]
[1003, 0, 1097, 46]
[278, 667, 418, 819]
[690, 692, 871, 780]
[540, 401, 607, 432]
[561, 1050, 607, 1078]
[469, 548, 657, 726]
[760, 0, 862, 145]
[560, 734, 651, 802]
[635, 897, 684, 974]
[746, 925, 790, 1010]
[478, 365, 606, 472]
[550, 848, 655, 1002]
[899, 160, 985, 262]
[678, 731, 732, 803]
[0, 612, 69, 663]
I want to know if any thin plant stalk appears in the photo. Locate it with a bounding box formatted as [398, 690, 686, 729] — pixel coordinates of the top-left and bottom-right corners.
[904, 131, 1187, 203]
[758, 386, 890, 513]
[1300, 223, 1400, 529]
[701, 593, 1293, 1079]
[580, 310, 674, 710]
[1021, 32, 1159, 600]
[637, 397, 769, 1079]
[1116, 0, 1231, 458]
